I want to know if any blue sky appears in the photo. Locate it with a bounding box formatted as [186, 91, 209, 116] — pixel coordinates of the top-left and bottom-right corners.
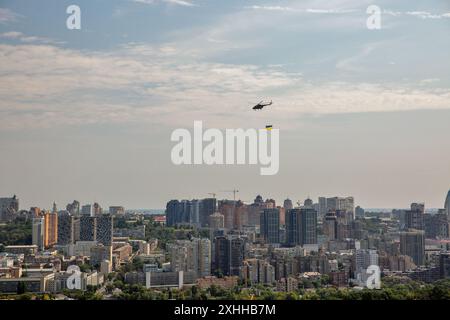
[0, 0, 449, 209]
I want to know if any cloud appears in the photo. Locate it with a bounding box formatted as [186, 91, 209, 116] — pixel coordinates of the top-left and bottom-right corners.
[0, 42, 449, 131]
[383, 10, 450, 19]
[0, 31, 63, 44]
[0, 8, 21, 24]
[133, 0, 196, 7]
[406, 11, 443, 19]
[244, 6, 296, 12]
[244, 5, 357, 14]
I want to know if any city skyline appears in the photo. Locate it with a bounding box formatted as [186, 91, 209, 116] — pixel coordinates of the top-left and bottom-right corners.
[1, 1, 450, 210]
[2, 187, 450, 212]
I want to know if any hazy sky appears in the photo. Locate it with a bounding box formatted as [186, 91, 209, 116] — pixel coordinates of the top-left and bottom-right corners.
[0, 0, 449, 210]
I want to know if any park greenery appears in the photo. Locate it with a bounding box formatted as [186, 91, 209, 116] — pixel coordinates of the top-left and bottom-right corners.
[0, 217, 32, 246]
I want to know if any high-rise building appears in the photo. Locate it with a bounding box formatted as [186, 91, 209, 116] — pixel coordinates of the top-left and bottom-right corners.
[0, 195, 19, 222]
[405, 204, 424, 230]
[30, 207, 41, 218]
[208, 212, 225, 236]
[247, 195, 265, 226]
[80, 215, 96, 241]
[43, 211, 58, 248]
[66, 200, 80, 216]
[81, 204, 93, 216]
[400, 230, 425, 266]
[260, 208, 280, 244]
[283, 198, 293, 210]
[241, 259, 275, 285]
[32, 217, 45, 251]
[354, 249, 379, 283]
[169, 238, 211, 277]
[197, 239, 211, 277]
[303, 198, 313, 208]
[166, 200, 182, 227]
[96, 215, 113, 246]
[424, 213, 449, 239]
[213, 236, 245, 276]
[57, 211, 74, 246]
[189, 199, 200, 226]
[299, 208, 318, 245]
[199, 198, 216, 227]
[166, 198, 216, 227]
[325, 196, 355, 219]
[93, 203, 102, 216]
[285, 209, 299, 246]
[355, 206, 365, 218]
[411, 203, 425, 214]
[318, 197, 327, 217]
[285, 208, 317, 246]
[323, 211, 337, 240]
[218, 200, 236, 230]
[109, 206, 125, 216]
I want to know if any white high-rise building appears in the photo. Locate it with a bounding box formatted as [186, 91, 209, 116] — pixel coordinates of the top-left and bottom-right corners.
[32, 217, 45, 251]
[355, 249, 378, 284]
[169, 238, 211, 278]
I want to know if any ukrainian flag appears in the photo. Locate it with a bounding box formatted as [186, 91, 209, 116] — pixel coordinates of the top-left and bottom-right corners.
[265, 125, 273, 131]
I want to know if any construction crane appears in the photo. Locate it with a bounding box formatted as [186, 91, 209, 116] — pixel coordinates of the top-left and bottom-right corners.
[221, 189, 239, 201]
[207, 192, 217, 199]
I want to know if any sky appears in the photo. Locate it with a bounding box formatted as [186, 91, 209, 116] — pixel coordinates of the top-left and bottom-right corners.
[0, 0, 449, 210]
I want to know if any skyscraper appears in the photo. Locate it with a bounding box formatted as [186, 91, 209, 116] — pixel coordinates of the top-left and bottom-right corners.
[283, 198, 293, 210]
[189, 199, 200, 226]
[285, 209, 299, 246]
[218, 200, 236, 230]
[166, 200, 182, 227]
[208, 212, 224, 232]
[81, 204, 93, 216]
[44, 211, 58, 248]
[66, 200, 80, 216]
[325, 196, 355, 219]
[285, 208, 318, 246]
[213, 236, 245, 276]
[32, 217, 45, 251]
[80, 215, 96, 241]
[199, 198, 216, 227]
[197, 238, 212, 277]
[96, 214, 113, 246]
[57, 211, 74, 246]
[260, 208, 280, 244]
[79, 214, 112, 245]
[299, 208, 318, 245]
[323, 211, 337, 240]
[405, 204, 424, 230]
[166, 198, 216, 227]
[318, 197, 327, 217]
[354, 249, 379, 283]
[303, 198, 313, 208]
[400, 229, 425, 266]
